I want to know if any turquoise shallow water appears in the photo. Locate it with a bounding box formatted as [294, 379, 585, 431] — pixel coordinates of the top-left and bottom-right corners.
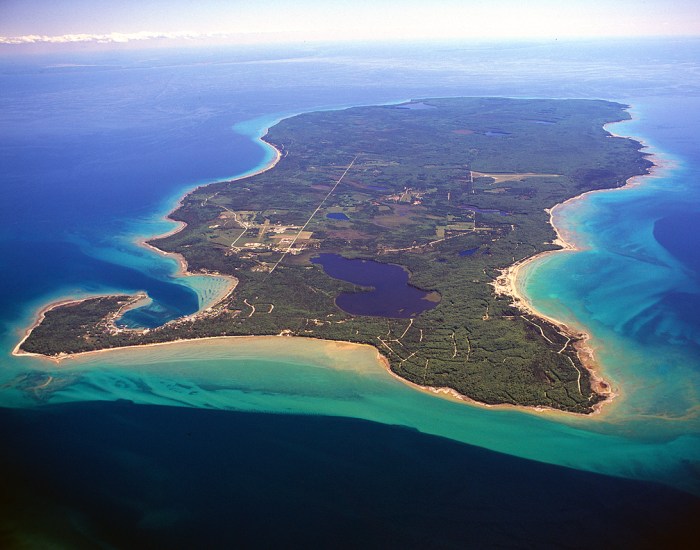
[523, 104, 700, 430]
[6, 334, 699, 495]
[1, 41, 700, 543]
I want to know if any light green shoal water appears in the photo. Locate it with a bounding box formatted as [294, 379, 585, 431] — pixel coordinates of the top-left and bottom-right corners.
[4, 335, 698, 495]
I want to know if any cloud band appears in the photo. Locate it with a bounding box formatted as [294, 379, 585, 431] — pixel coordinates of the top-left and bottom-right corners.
[0, 31, 210, 45]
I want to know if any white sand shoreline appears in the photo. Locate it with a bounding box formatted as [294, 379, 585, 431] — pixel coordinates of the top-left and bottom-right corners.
[136, 129, 283, 307]
[492, 113, 664, 415]
[13, 128, 282, 362]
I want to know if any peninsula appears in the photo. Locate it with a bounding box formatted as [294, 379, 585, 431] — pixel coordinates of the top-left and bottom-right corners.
[18, 98, 651, 413]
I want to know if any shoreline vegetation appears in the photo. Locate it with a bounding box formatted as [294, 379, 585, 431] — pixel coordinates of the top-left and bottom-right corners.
[489, 117, 664, 414]
[13, 98, 655, 414]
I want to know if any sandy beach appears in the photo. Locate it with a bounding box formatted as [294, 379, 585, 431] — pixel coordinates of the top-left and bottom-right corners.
[377, 336, 615, 418]
[13, 127, 283, 364]
[135, 129, 283, 306]
[11, 294, 143, 362]
[135, 132, 282, 307]
[128, 134, 282, 311]
[10, 323, 609, 418]
[17, 332, 386, 378]
[490, 114, 664, 415]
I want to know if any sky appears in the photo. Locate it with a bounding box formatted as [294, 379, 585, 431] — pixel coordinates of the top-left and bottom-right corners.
[1, 0, 699, 49]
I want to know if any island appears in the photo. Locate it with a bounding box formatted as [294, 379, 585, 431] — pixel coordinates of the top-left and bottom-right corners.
[17, 98, 652, 413]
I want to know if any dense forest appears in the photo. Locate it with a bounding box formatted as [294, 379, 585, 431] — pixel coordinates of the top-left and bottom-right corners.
[21, 98, 651, 413]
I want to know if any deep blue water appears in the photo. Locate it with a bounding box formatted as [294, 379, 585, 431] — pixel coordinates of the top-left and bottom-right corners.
[311, 253, 438, 317]
[651, 213, 700, 334]
[326, 211, 350, 220]
[0, 401, 696, 548]
[2, 39, 700, 545]
[654, 212, 700, 274]
[0, 54, 271, 327]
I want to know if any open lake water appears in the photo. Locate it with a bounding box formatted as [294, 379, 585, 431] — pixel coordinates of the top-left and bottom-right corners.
[1, 39, 699, 545]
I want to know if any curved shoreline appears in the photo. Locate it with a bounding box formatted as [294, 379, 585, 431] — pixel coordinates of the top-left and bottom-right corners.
[12, 124, 283, 363]
[493, 113, 661, 416]
[143, 128, 282, 264]
[12, 105, 654, 417]
[131, 129, 284, 308]
[376, 353, 600, 417]
[11, 293, 147, 362]
[136, 126, 284, 308]
[14, 324, 612, 418]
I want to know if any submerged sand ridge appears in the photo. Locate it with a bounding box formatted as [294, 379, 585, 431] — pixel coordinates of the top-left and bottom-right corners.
[10, 329, 700, 498]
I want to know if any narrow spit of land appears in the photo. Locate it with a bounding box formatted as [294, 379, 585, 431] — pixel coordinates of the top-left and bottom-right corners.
[18, 97, 652, 413]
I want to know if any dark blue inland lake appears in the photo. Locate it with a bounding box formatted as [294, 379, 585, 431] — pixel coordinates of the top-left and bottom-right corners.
[326, 212, 350, 220]
[311, 253, 439, 318]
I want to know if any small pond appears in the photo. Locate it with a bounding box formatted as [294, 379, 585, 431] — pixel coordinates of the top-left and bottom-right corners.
[326, 212, 350, 220]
